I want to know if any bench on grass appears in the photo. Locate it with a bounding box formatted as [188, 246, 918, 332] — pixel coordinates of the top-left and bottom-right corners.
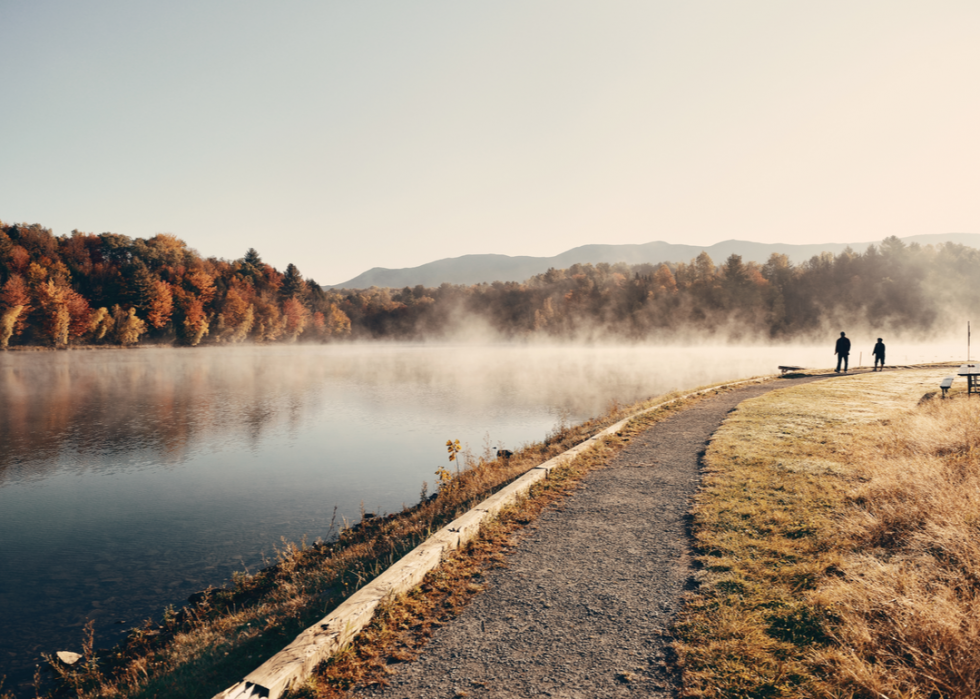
[778, 365, 805, 375]
[940, 376, 955, 398]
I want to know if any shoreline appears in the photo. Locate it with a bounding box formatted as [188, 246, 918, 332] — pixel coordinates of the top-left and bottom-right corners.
[214, 374, 781, 699]
[12, 363, 965, 698]
[24, 373, 774, 699]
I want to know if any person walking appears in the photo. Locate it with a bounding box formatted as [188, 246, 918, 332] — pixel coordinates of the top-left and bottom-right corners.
[873, 338, 886, 371]
[835, 331, 851, 373]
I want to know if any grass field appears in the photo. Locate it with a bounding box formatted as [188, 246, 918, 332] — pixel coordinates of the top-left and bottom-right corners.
[675, 368, 980, 698]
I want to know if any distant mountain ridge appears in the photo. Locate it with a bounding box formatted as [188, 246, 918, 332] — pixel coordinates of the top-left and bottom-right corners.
[329, 233, 980, 289]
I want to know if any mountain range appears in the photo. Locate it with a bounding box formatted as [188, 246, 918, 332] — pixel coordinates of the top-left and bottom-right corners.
[329, 233, 980, 289]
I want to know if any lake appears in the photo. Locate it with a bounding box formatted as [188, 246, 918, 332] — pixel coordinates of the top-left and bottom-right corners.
[0, 341, 964, 690]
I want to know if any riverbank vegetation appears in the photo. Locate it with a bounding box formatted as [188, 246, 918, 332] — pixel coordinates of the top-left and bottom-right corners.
[675, 368, 980, 697]
[4, 221, 980, 348]
[31, 385, 715, 699]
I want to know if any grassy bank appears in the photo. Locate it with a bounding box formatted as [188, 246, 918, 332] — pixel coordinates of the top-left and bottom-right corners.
[28, 379, 751, 699]
[675, 368, 980, 698]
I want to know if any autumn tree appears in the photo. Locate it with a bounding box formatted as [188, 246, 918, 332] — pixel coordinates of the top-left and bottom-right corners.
[183, 266, 216, 306]
[145, 279, 174, 330]
[282, 297, 310, 341]
[65, 288, 94, 342]
[0, 304, 24, 349]
[216, 279, 253, 343]
[652, 264, 677, 296]
[112, 305, 147, 345]
[325, 305, 351, 337]
[146, 233, 188, 267]
[251, 297, 284, 342]
[0, 229, 12, 266]
[309, 311, 326, 339]
[0, 275, 31, 349]
[174, 289, 209, 346]
[34, 280, 71, 347]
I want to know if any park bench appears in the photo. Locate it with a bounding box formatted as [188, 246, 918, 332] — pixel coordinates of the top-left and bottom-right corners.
[940, 376, 955, 397]
[778, 365, 805, 375]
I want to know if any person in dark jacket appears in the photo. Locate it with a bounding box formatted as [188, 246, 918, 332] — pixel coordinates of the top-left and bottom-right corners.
[873, 338, 886, 371]
[835, 331, 851, 373]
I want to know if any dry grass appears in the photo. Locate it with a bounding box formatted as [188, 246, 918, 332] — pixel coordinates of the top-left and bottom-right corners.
[674, 368, 980, 698]
[810, 393, 980, 698]
[37, 380, 736, 699]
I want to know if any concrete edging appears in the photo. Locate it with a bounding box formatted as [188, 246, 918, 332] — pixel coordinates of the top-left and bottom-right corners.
[214, 374, 774, 699]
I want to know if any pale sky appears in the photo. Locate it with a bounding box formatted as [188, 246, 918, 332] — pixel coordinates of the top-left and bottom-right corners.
[2, 2, 979, 285]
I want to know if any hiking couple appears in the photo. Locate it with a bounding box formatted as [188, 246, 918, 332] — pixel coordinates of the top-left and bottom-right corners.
[835, 332, 886, 372]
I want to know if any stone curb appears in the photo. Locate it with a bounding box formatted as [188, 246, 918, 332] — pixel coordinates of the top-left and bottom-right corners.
[213, 374, 773, 699]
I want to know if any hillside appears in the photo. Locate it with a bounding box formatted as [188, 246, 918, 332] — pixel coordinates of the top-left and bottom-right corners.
[329, 233, 980, 289]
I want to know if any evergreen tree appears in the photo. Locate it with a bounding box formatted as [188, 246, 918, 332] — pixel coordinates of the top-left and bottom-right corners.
[280, 263, 306, 301]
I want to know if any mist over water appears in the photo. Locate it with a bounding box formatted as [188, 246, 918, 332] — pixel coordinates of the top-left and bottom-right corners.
[0, 341, 969, 689]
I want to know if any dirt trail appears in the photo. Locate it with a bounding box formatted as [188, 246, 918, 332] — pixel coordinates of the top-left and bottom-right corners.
[358, 376, 825, 699]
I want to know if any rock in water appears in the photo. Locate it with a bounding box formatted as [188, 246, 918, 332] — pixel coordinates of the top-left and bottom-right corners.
[56, 651, 82, 665]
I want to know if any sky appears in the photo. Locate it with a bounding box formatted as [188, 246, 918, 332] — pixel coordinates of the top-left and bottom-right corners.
[2, 2, 979, 285]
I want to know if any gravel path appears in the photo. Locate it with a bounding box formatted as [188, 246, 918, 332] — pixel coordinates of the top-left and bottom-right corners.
[359, 377, 823, 699]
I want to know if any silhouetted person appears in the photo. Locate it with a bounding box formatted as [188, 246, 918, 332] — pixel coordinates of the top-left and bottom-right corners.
[873, 338, 885, 371]
[835, 331, 851, 373]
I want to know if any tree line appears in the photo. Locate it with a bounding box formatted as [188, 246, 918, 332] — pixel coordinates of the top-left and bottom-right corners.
[0, 223, 350, 348]
[336, 235, 979, 342]
[2, 221, 978, 348]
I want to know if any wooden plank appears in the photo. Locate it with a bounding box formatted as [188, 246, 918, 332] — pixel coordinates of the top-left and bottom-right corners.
[429, 509, 489, 550]
[476, 468, 548, 517]
[219, 583, 389, 699]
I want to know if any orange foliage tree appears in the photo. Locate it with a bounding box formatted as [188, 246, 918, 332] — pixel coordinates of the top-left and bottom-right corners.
[111, 305, 147, 345]
[282, 297, 310, 341]
[326, 305, 351, 337]
[65, 288, 94, 342]
[145, 279, 174, 330]
[0, 275, 31, 349]
[216, 280, 254, 343]
[34, 279, 71, 347]
[174, 289, 209, 346]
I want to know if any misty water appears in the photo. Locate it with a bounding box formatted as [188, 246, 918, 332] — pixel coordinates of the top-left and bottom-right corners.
[0, 342, 967, 687]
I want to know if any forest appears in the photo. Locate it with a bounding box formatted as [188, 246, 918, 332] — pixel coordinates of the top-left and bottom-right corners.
[2, 221, 979, 348]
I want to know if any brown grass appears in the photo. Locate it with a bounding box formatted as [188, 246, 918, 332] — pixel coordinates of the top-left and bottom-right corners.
[810, 394, 980, 698]
[674, 368, 980, 698]
[37, 380, 738, 699]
